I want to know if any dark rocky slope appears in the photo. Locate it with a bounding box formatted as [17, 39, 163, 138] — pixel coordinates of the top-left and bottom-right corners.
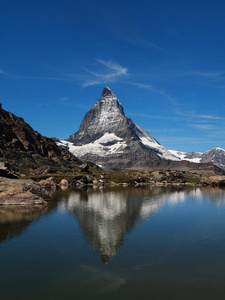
[0, 104, 83, 176]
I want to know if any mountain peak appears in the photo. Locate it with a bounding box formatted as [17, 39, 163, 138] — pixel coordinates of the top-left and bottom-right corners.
[60, 87, 225, 172]
[66, 86, 164, 160]
[102, 86, 113, 97]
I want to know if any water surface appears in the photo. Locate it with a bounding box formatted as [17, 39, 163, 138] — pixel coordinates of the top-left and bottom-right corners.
[1, 186, 225, 300]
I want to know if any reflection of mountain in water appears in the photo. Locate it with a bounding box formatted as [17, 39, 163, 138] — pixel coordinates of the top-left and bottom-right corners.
[59, 186, 196, 263]
[2, 186, 225, 260]
[0, 206, 54, 244]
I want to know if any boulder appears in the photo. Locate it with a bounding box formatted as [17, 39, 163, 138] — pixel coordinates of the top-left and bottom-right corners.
[38, 177, 56, 188]
[79, 163, 89, 172]
[0, 162, 18, 179]
[0, 177, 48, 205]
[72, 175, 89, 185]
[59, 179, 69, 186]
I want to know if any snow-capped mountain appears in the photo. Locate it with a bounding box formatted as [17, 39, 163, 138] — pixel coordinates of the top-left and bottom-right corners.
[58, 87, 180, 169]
[202, 148, 225, 169]
[168, 150, 203, 163]
[169, 148, 225, 170]
[57, 87, 225, 173]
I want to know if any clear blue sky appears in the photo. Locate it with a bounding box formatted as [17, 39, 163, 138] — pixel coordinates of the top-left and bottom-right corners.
[1, 0, 225, 152]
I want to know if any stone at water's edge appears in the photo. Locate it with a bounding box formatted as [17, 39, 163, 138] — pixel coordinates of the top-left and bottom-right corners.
[59, 179, 69, 186]
[38, 177, 57, 188]
[0, 177, 49, 205]
[200, 175, 225, 186]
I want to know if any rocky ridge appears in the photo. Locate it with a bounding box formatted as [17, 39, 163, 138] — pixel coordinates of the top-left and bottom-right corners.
[0, 103, 86, 176]
[169, 148, 225, 170]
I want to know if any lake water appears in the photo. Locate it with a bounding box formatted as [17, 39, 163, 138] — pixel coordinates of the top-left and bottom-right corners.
[1, 186, 225, 300]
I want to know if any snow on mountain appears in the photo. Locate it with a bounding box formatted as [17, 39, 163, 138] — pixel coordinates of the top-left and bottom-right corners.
[134, 124, 179, 160]
[168, 148, 225, 170]
[201, 147, 225, 169]
[168, 150, 203, 163]
[58, 133, 127, 157]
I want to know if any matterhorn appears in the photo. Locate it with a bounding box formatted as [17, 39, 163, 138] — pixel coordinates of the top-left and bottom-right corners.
[57, 87, 224, 173]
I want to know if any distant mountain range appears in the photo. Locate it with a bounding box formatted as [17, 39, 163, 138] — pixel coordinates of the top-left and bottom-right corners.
[57, 87, 225, 174]
[169, 148, 225, 170]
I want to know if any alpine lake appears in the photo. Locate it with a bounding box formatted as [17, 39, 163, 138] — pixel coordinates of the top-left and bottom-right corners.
[1, 185, 225, 300]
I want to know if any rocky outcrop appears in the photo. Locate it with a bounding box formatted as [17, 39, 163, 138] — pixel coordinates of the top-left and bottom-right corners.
[59, 179, 69, 186]
[144, 158, 225, 175]
[0, 104, 85, 176]
[0, 177, 50, 205]
[79, 163, 90, 172]
[200, 175, 225, 186]
[38, 177, 57, 188]
[0, 162, 18, 178]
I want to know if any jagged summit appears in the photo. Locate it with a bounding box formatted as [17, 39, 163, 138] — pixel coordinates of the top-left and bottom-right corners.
[102, 86, 113, 97]
[67, 87, 126, 145]
[98, 87, 123, 113]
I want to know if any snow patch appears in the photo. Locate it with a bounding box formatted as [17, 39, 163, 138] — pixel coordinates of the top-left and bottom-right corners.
[133, 124, 180, 160]
[134, 123, 160, 145]
[140, 137, 179, 160]
[168, 150, 203, 163]
[58, 133, 127, 158]
[213, 147, 225, 151]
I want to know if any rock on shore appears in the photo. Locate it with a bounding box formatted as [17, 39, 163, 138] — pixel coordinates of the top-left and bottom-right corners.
[0, 177, 49, 205]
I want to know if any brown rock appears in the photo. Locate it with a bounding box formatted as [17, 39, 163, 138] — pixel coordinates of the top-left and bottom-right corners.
[59, 179, 69, 186]
[79, 163, 89, 172]
[200, 175, 225, 186]
[0, 177, 48, 205]
[38, 177, 56, 188]
[0, 104, 83, 176]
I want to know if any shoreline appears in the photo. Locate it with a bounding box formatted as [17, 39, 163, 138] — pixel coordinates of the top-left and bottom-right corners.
[1, 169, 225, 205]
